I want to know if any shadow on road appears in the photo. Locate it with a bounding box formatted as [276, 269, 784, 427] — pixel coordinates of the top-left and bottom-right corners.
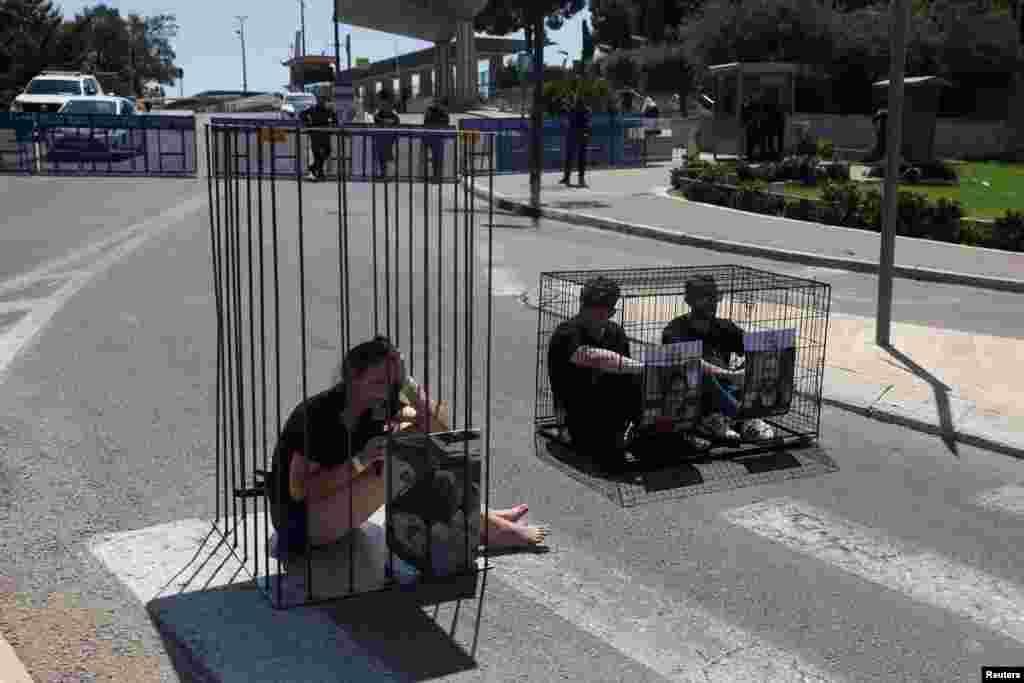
[880, 343, 959, 457]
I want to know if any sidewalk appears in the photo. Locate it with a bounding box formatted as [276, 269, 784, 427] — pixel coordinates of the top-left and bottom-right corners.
[475, 166, 1024, 293]
[483, 167, 1024, 459]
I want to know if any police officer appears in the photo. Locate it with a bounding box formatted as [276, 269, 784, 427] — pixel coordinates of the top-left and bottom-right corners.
[302, 96, 334, 181]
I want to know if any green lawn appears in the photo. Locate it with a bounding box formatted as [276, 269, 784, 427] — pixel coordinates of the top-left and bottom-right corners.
[781, 161, 1024, 219]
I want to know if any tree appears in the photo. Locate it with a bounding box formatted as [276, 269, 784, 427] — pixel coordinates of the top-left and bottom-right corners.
[589, 0, 636, 50]
[582, 18, 594, 64]
[0, 0, 64, 105]
[474, 0, 585, 218]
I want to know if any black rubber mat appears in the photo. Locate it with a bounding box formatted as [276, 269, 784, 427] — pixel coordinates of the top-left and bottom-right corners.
[740, 451, 803, 474]
[641, 464, 704, 492]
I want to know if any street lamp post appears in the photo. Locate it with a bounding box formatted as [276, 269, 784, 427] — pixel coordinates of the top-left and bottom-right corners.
[875, 0, 909, 347]
[235, 16, 249, 94]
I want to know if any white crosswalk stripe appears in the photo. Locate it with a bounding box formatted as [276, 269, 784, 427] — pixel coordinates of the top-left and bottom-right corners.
[722, 497, 1024, 645]
[89, 512, 841, 683]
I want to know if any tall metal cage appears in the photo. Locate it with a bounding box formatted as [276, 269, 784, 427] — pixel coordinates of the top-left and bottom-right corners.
[205, 122, 497, 608]
[534, 265, 831, 458]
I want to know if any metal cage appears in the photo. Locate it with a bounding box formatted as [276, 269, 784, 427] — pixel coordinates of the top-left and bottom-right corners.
[205, 123, 496, 608]
[534, 265, 831, 458]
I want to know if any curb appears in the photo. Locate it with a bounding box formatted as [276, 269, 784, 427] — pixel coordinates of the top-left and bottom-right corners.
[518, 288, 1024, 461]
[0, 634, 33, 683]
[470, 182, 1024, 295]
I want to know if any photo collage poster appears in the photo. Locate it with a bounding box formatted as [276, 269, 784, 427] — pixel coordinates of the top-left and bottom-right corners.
[739, 328, 797, 419]
[635, 340, 704, 433]
[385, 431, 481, 579]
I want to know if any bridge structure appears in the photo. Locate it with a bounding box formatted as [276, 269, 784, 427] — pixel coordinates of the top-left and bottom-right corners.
[333, 0, 490, 107]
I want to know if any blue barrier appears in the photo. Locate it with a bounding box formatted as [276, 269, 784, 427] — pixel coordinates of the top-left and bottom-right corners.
[0, 113, 36, 174]
[206, 124, 483, 184]
[458, 115, 646, 173]
[0, 113, 196, 176]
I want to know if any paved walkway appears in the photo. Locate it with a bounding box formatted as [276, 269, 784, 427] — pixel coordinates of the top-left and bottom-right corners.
[476, 166, 1024, 459]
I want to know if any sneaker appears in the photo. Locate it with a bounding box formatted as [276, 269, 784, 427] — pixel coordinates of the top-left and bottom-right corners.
[700, 413, 740, 441]
[741, 419, 776, 441]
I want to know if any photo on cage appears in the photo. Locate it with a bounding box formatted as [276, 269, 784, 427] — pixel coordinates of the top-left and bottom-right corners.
[740, 329, 797, 418]
[386, 432, 480, 577]
[637, 340, 703, 430]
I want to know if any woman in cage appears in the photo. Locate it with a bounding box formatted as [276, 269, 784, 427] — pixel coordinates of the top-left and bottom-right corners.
[268, 336, 547, 559]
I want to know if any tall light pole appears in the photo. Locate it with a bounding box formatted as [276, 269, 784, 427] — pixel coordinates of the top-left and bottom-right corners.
[298, 0, 307, 57]
[876, 0, 909, 347]
[235, 16, 249, 94]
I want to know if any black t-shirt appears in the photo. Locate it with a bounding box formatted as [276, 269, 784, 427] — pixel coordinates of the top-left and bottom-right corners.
[268, 384, 394, 512]
[661, 314, 744, 369]
[547, 315, 630, 413]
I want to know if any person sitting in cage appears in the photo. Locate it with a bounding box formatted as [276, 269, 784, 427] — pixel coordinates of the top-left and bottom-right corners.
[661, 275, 776, 443]
[267, 335, 548, 559]
[372, 91, 402, 177]
[302, 96, 334, 182]
[546, 277, 645, 475]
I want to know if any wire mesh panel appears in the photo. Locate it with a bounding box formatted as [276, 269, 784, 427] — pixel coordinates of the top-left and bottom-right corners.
[535, 265, 831, 456]
[206, 123, 496, 608]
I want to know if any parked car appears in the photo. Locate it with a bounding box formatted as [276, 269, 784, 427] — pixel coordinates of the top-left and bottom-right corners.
[8, 71, 105, 113]
[45, 96, 145, 162]
[281, 92, 317, 118]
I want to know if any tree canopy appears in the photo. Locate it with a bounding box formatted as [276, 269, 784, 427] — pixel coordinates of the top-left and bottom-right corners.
[1, 1, 180, 105]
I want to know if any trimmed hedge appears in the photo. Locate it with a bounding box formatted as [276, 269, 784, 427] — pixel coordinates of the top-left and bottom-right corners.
[669, 167, 1019, 252]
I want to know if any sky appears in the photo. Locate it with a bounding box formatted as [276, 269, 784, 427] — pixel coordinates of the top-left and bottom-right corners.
[61, 1, 592, 97]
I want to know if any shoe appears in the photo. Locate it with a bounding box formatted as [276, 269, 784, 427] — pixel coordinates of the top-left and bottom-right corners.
[700, 413, 740, 441]
[741, 419, 776, 441]
[559, 177, 571, 185]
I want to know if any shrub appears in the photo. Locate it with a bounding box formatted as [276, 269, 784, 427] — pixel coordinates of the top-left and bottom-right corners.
[736, 161, 756, 182]
[816, 138, 835, 160]
[733, 181, 767, 211]
[826, 162, 851, 182]
[959, 220, 993, 247]
[783, 198, 818, 222]
[819, 181, 864, 227]
[860, 189, 883, 231]
[991, 210, 1024, 252]
[926, 198, 964, 243]
[896, 191, 931, 237]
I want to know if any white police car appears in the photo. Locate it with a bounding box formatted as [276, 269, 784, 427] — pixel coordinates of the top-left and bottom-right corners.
[9, 71, 105, 113]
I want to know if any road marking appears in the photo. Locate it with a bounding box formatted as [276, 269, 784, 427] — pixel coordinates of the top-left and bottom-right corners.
[723, 498, 1024, 644]
[972, 485, 1024, 517]
[0, 195, 205, 380]
[90, 512, 839, 682]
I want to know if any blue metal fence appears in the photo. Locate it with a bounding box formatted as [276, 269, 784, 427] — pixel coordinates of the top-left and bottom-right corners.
[0, 112, 196, 176]
[457, 115, 647, 174]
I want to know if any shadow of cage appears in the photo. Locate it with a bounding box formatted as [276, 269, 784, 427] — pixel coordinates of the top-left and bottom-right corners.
[533, 265, 831, 457]
[205, 123, 497, 608]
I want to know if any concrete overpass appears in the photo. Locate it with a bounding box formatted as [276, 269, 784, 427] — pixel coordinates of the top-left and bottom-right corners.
[334, 0, 491, 105]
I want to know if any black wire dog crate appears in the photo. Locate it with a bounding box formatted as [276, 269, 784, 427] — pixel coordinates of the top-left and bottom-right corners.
[534, 265, 831, 458]
[206, 123, 497, 608]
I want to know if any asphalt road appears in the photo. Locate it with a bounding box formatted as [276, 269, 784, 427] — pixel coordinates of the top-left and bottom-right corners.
[1, 177, 1023, 682]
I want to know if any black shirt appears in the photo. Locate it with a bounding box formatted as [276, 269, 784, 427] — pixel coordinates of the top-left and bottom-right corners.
[268, 384, 393, 512]
[423, 104, 450, 128]
[661, 315, 745, 370]
[547, 315, 631, 413]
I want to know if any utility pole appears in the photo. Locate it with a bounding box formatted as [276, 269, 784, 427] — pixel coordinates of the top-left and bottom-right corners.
[235, 16, 249, 94]
[529, 13, 545, 224]
[299, 0, 307, 57]
[876, 0, 909, 347]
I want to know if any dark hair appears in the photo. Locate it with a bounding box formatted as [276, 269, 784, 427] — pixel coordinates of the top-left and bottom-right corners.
[334, 335, 397, 385]
[685, 274, 718, 300]
[580, 276, 620, 309]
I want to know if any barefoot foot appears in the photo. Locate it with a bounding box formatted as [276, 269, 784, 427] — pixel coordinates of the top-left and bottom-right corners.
[486, 522, 549, 549]
[492, 504, 529, 523]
